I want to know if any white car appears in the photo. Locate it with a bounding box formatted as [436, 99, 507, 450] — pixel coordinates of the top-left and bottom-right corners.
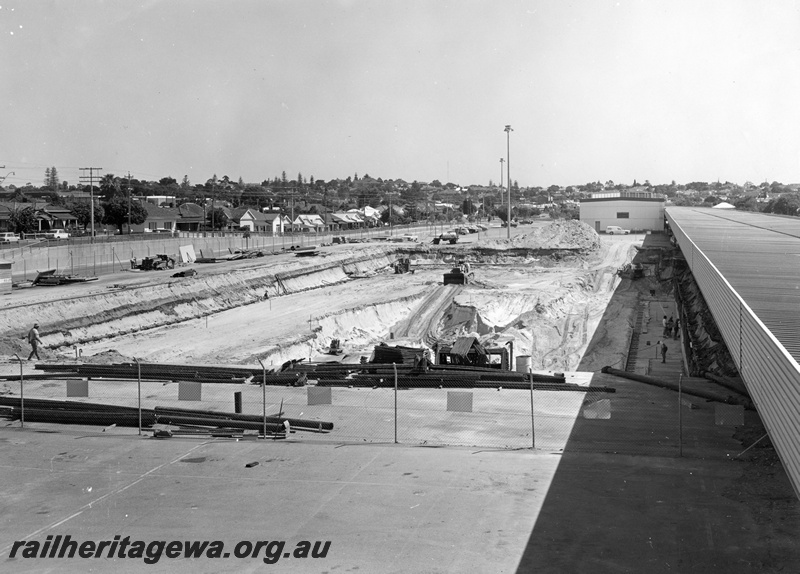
[0, 232, 19, 243]
[606, 226, 630, 235]
[47, 230, 70, 239]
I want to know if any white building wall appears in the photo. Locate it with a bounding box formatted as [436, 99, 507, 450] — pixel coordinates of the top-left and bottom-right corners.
[579, 199, 665, 232]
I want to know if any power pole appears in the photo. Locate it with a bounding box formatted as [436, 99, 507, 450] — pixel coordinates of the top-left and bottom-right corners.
[127, 172, 132, 234]
[499, 158, 504, 190]
[504, 125, 513, 239]
[211, 178, 216, 234]
[80, 167, 102, 239]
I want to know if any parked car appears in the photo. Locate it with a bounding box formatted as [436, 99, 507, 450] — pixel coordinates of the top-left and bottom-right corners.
[606, 225, 630, 235]
[44, 230, 70, 240]
[0, 232, 20, 243]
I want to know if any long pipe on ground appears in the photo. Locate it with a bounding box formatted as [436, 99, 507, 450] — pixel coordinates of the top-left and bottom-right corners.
[600, 366, 754, 410]
[154, 406, 334, 430]
[702, 371, 750, 397]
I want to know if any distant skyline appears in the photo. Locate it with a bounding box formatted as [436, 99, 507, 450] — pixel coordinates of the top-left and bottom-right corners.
[2, 1, 800, 190]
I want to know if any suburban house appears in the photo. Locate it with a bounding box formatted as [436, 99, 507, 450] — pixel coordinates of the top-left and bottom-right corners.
[327, 212, 365, 231]
[237, 208, 283, 234]
[0, 202, 79, 233]
[37, 205, 79, 231]
[130, 202, 179, 233]
[293, 214, 326, 232]
[175, 203, 205, 232]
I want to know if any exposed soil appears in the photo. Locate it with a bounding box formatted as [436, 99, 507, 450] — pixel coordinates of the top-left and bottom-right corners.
[0, 221, 639, 373]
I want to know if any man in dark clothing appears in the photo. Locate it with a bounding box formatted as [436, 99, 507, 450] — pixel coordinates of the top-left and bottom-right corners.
[661, 341, 668, 363]
[27, 323, 42, 361]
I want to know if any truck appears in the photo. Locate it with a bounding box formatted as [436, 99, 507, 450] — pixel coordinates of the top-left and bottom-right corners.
[432, 231, 458, 245]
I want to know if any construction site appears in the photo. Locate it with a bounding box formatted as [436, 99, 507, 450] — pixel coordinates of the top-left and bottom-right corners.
[0, 219, 797, 573]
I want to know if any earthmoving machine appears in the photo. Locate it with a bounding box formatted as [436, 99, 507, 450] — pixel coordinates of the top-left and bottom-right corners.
[394, 257, 415, 274]
[432, 231, 458, 245]
[433, 337, 510, 370]
[616, 262, 644, 279]
[326, 338, 343, 355]
[130, 254, 175, 271]
[443, 261, 473, 285]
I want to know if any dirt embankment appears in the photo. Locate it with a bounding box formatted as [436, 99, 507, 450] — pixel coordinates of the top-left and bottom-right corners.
[0, 247, 401, 358]
[2, 221, 631, 372]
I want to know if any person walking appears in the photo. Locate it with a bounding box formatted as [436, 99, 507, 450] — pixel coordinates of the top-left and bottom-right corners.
[673, 318, 680, 340]
[27, 323, 42, 361]
[660, 341, 668, 363]
[662, 315, 668, 337]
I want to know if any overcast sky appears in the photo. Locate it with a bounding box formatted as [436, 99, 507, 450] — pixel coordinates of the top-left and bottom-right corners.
[2, 0, 800, 189]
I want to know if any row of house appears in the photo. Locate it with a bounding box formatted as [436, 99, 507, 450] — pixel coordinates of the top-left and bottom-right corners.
[140, 203, 383, 234]
[0, 200, 384, 235]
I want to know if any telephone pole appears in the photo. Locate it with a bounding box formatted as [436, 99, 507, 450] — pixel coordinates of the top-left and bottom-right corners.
[499, 158, 504, 189]
[127, 172, 133, 234]
[79, 167, 102, 238]
[504, 125, 513, 239]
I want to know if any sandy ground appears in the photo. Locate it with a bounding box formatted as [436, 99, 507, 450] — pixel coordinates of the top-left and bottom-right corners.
[55, 223, 640, 373]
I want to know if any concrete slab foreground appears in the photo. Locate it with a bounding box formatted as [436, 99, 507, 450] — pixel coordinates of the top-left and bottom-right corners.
[0, 427, 557, 573]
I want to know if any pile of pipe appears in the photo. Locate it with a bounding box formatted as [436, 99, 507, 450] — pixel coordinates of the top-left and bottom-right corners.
[34, 362, 307, 386]
[292, 362, 615, 393]
[0, 397, 333, 436]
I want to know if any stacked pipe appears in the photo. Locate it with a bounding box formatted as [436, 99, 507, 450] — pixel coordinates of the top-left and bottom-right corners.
[34, 363, 307, 386]
[0, 397, 334, 434]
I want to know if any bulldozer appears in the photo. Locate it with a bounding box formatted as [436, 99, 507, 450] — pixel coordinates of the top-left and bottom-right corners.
[394, 258, 415, 274]
[443, 261, 473, 285]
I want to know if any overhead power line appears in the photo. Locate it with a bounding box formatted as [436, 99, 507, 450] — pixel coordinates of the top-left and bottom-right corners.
[79, 167, 102, 239]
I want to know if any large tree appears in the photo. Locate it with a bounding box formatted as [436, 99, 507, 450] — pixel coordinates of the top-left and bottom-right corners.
[99, 174, 122, 201]
[43, 166, 59, 190]
[101, 197, 147, 234]
[70, 202, 105, 231]
[9, 206, 37, 235]
[207, 207, 228, 230]
[764, 193, 800, 216]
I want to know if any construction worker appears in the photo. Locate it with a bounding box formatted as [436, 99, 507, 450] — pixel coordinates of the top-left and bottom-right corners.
[27, 323, 43, 361]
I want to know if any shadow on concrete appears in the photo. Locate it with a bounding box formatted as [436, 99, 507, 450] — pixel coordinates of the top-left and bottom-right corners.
[514, 274, 800, 573]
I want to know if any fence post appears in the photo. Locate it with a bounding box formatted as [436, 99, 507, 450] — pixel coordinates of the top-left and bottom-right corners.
[135, 357, 141, 435]
[258, 359, 267, 439]
[393, 362, 398, 444]
[529, 368, 535, 449]
[14, 354, 23, 428]
[678, 373, 683, 457]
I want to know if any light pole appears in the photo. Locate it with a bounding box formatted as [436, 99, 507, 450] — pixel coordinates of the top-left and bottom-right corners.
[505, 125, 513, 239]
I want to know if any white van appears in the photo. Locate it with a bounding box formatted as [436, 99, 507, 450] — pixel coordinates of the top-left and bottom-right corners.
[606, 225, 630, 235]
[0, 232, 19, 243]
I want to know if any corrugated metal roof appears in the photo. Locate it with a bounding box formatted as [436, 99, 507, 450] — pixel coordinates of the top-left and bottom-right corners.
[451, 336, 481, 357]
[667, 207, 800, 360]
[667, 206, 800, 500]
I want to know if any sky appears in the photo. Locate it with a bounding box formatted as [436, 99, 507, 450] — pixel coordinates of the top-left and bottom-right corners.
[2, 0, 800, 189]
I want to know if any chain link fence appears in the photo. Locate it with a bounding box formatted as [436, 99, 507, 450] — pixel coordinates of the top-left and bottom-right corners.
[0, 366, 739, 458]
